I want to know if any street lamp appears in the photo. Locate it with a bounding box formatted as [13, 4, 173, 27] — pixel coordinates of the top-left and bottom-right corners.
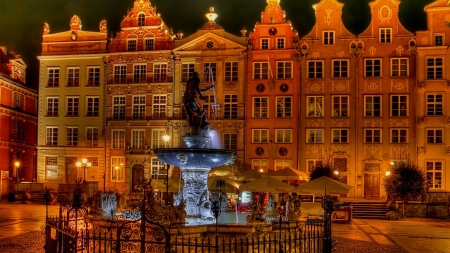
[161, 128, 170, 205]
[76, 158, 91, 183]
[14, 161, 20, 194]
[385, 171, 391, 177]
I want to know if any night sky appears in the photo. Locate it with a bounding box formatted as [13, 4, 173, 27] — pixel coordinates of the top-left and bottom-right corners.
[0, 0, 435, 88]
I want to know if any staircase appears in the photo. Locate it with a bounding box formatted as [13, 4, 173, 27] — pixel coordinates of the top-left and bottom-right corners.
[350, 202, 389, 219]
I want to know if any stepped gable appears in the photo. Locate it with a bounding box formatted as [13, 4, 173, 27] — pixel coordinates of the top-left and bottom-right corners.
[109, 0, 174, 52]
[358, 0, 413, 38]
[260, 0, 289, 24]
[0, 47, 26, 84]
[303, 0, 355, 40]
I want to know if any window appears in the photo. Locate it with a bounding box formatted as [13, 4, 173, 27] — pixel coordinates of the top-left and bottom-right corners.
[427, 57, 443, 79]
[114, 65, 127, 83]
[252, 159, 268, 173]
[131, 130, 145, 149]
[307, 129, 323, 143]
[332, 60, 349, 78]
[276, 61, 292, 79]
[67, 97, 79, 116]
[365, 129, 382, 143]
[46, 127, 58, 146]
[261, 38, 269, 50]
[323, 31, 335, 45]
[153, 95, 166, 119]
[307, 96, 323, 117]
[138, 13, 145, 26]
[391, 128, 408, 143]
[332, 96, 349, 117]
[277, 38, 285, 49]
[276, 129, 292, 143]
[47, 68, 59, 87]
[391, 95, 408, 117]
[426, 161, 442, 189]
[67, 68, 80, 87]
[307, 159, 322, 172]
[86, 127, 98, 147]
[307, 61, 323, 78]
[252, 129, 268, 143]
[113, 96, 126, 120]
[274, 160, 291, 171]
[47, 97, 59, 116]
[152, 129, 166, 148]
[224, 62, 238, 82]
[391, 58, 408, 77]
[144, 38, 154, 50]
[223, 133, 237, 150]
[427, 129, 443, 144]
[15, 94, 20, 108]
[66, 127, 78, 146]
[332, 129, 348, 143]
[132, 96, 146, 119]
[154, 63, 167, 82]
[426, 94, 443, 116]
[202, 95, 215, 119]
[127, 39, 137, 51]
[203, 63, 217, 82]
[112, 130, 125, 149]
[380, 28, 392, 43]
[87, 67, 100, 86]
[11, 119, 22, 141]
[253, 97, 268, 118]
[86, 97, 100, 116]
[434, 34, 444, 46]
[151, 157, 165, 178]
[45, 156, 58, 180]
[111, 157, 125, 182]
[364, 95, 381, 117]
[253, 62, 269, 80]
[365, 59, 381, 77]
[224, 94, 238, 119]
[276, 96, 292, 118]
[133, 64, 147, 83]
[181, 63, 195, 82]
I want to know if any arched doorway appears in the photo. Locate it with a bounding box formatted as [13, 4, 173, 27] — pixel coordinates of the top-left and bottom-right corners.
[131, 164, 144, 192]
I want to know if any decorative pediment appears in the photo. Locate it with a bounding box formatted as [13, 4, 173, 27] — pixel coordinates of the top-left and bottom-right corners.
[260, 0, 288, 24]
[173, 32, 246, 52]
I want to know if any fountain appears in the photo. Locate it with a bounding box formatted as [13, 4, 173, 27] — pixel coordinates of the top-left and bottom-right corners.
[154, 72, 237, 224]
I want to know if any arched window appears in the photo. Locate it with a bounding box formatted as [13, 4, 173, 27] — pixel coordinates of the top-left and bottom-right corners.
[138, 13, 145, 26]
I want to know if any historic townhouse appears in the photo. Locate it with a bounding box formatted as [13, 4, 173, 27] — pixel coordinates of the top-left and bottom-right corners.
[105, 0, 174, 193]
[37, 16, 108, 190]
[172, 7, 247, 172]
[245, 0, 301, 175]
[0, 47, 37, 190]
[298, 0, 416, 198]
[416, 0, 450, 192]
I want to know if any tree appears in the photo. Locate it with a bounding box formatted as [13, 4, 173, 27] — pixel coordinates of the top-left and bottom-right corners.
[384, 159, 428, 217]
[308, 151, 340, 181]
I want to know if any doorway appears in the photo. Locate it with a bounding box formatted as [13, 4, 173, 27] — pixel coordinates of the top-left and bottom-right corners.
[364, 173, 380, 198]
[65, 157, 78, 184]
[132, 164, 145, 192]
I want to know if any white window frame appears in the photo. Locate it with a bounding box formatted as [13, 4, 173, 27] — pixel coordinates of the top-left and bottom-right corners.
[144, 38, 154, 50]
[152, 129, 166, 149]
[127, 39, 137, 51]
[114, 65, 127, 83]
[66, 96, 79, 117]
[111, 129, 125, 149]
[86, 127, 99, 147]
[252, 97, 269, 118]
[307, 159, 323, 172]
[275, 129, 292, 143]
[87, 66, 100, 86]
[252, 129, 269, 143]
[332, 129, 348, 143]
[133, 64, 147, 83]
[224, 61, 238, 82]
[390, 95, 408, 117]
[307, 60, 323, 78]
[151, 157, 165, 178]
[47, 97, 59, 116]
[112, 96, 126, 120]
[132, 95, 146, 120]
[332, 59, 349, 78]
[46, 127, 58, 146]
[277, 38, 285, 49]
[111, 157, 125, 182]
[379, 28, 392, 43]
[390, 128, 408, 143]
[253, 62, 269, 80]
[390, 58, 409, 77]
[47, 68, 60, 87]
[45, 156, 58, 180]
[261, 38, 269, 50]
[153, 63, 167, 82]
[224, 94, 238, 119]
[426, 93, 443, 116]
[323, 30, 335, 45]
[203, 62, 217, 82]
[276, 61, 292, 79]
[434, 33, 444, 46]
[274, 160, 291, 171]
[365, 59, 382, 77]
[426, 57, 443, 79]
[181, 63, 195, 82]
[364, 129, 382, 143]
[66, 127, 78, 146]
[86, 96, 100, 117]
[426, 161, 443, 189]
[223, 133, 237, 150]
[131, 129, 145, 149]
[153, 95, 166, 119]
[276, 96, 292, 118]
[332, 95, 349, 117]
[364, 95, 382, 117]
[67, 67, 80, 87]
[307, 129, 323, 143]
[252, 159, 268, 173]
[307, 96, 323, 117]
[138, 13, 145, 26]
[427, 129, 443, 144]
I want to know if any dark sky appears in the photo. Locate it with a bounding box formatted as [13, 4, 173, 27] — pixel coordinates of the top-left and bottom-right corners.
[0, 0, 434, 88]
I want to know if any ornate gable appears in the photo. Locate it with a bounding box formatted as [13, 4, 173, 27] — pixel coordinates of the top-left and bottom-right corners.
[120, 0, 164, 28]
[174, 32, 246, 52]
[260, 0, 288, 24]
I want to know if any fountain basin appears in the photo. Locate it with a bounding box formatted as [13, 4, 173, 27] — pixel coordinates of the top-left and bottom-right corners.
[154, 148, 237, 168]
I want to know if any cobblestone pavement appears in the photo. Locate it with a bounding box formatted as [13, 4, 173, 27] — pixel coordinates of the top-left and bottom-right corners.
[0, 231, 44, 253]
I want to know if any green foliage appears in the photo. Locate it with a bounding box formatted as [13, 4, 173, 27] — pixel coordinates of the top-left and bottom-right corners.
[384, 160, 428, 202]
[309, 164, 340, 181]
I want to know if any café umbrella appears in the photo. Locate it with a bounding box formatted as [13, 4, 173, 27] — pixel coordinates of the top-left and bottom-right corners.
[240, 176, 294, 193]
[236, 169, 262, 182]
[207, 176, 241, 193]
[268, 167, 309, 181]
[151, 178, 183, 192]
[294, 176, 353, 196]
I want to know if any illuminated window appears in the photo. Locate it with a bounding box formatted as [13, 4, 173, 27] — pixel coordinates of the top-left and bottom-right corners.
[307, 60, 323, 78]
[364, 95, 382, 117]
[203, 62, 217, 82]
[114, 65, 127, 83]
[131, 130, 145, 149]
[253, 62, 269, 80]
[332, 59, 349, 78]
[151, 157, 165, 178]
[45, 156, 58, 180]
[181, 63, 195, 82]
[426, 57, 443, 79]
[332, 129, 348, 143]
[224, 62, 238, 81]
[66, 127, 78, 146]
[365, 59, 382, 77]
[113, 96, 125, 120]
[391, 95, 408, 117]
[332, 95, 349, 117]
[132, 95, 146, 119]
[202, 95, 215, 119]
[364, 129, 381, 143]
[87, 67, 100, 86]
[133, 64, 147, 83]
[426, 94, 443, 116]
[224, 94, 238, 119]
[276, 61, 292, 79]
[47, 97, 59, 116]
[276, 96, 292, 118]
[138, 13, 145, 26]
[67, 67, 80, 87]
[151, 129, 166, 149]
[307, 96, 323, 117]
[434, 33, 444, 46]
[111, 130, 125, 149]
[223, 133, 237, 150]
[261, 38, 269, 50]
[252, 159, 268, 172]
[153, 95, 166, 119]
[86, 127, 98, 147]
[307, 129, 323, 143]
[253, 97, 269, 118]
[145, 38, 154, 50]
[274, 160, 291, 171]
[379, 28, 392, 43]
[276, 129, 292, 143]
[252, 129, 268, 143]
[86, 97, 100, 116]
[46, 127, 58, 146]
[391, 128, 408, 143]
[127, 39, 137, 51]
[426, 161, 443, 189]
[277, 38, 285, 49]
[66, 97, 79, 116]
[391, 58, 408, 77]
[307, 159, 322, 172]
[153, 63, 167, 82]
[323, 31, 335, 45]
[111, 157, 125, 182]
[47, 68, 59, 87]
[427, 129, 443, 144]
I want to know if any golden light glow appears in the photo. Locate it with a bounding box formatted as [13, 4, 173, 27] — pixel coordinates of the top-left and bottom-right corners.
[162, 134, 170, 142]
[385, 171, 391, 176]
[334, 170, 339, 175]
[82, 158, 88, 164]
[14, 161, 20, 168]
[259, 168, 263, 173]
[76, 161, 82, 167]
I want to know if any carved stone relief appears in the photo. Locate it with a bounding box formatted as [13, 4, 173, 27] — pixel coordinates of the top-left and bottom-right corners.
[390, 79, 409, 91]
[417, 116, 426, 127]
[324, 9, 333, 26]
[390, 118, 408, 127]
[396, 46, 405, 56]
[364, 145, 382, 155]
[332, 81, 349, 92]
[378, 5, 392, 24]
[364, 80, 382, 92]
[306, 145, 323, 154]
[332, 118, 350, 127]
[390, 145, 408, 158]
[419, 146, 426, 155]
[311, 52, 320, 58]
[331, 145, 349, 154]
[306, 119, 324, 127]
[364, 119, 382, 127]
[364, 163, 381, 172]
[306, 82, 324, 92]
[336, 51, 345, 57]
[224, 82, 238, 91]
[369, 46, 376, 56]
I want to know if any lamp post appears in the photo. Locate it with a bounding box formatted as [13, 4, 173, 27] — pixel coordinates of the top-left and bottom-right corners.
[277, 205, 286, 253]
[75, 158, 92, 184]
[162, 129, 170, 205]
[211, 179, 225, 253]
[14, 161, 20, 193]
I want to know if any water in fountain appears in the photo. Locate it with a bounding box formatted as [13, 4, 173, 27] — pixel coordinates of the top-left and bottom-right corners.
[207, 129, 223, 149]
